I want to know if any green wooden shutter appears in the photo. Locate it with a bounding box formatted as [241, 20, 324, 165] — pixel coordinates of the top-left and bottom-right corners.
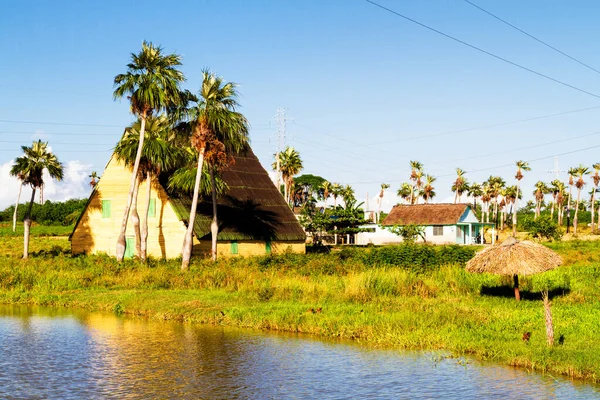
[230, 241, 238, 255]
[265, 240, 272, 254]
[102, 200, 111, 218]
[125, 237, 135, 258]
[148, 198, 156, 218]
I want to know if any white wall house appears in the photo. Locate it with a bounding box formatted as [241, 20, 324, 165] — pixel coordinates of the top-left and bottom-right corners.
[377, 203, 493, 245]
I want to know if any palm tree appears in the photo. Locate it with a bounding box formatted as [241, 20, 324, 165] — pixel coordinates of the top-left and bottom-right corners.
[12, 172, 26, 232]
[320, 181, 332, 208]
[331, 183, 343, 208]
[397, 182, 412, 204]
[532, 181, 549, 220]
[341, 184, 355, 207]
[591, 163, 600, 233]
[512, 160, 531, 235]
[486, 175, 505, 226]
[10, 140, 63, 259]
[409, 160, 423, 205]
[467, 182, 483, 212]
[377, 183, 390, 222]
[115, 116, 188, 260]
[113, 41, 185, 262]
[89, 171, 100, 188]
[177, 70, 247, 270]
[567, 167, 576, 213]
[481, 183, 492, 223]
[422, 175, 436, 204]
[551, 180, 566, 225]
[572, 165, 590, 234]
[452, 168, 468, 203]
[273, 146, 303, 206]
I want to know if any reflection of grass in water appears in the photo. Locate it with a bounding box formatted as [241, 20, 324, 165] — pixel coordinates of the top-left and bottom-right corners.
[0, 236, 599, 382]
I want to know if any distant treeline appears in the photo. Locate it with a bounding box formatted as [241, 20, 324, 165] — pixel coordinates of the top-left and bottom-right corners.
[0, 199, 87, 226]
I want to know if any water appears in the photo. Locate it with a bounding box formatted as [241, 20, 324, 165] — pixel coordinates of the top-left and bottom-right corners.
[0, 306, 598, 399]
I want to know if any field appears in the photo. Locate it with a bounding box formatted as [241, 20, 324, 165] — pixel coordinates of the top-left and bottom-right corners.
[1, 228, 600, 382]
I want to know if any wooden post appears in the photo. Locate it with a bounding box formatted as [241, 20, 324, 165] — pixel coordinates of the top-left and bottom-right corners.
[513, 274, 520, 301]
[543, 290, 554, 346]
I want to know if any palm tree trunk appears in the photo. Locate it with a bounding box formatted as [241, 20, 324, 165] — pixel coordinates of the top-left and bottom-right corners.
[131, 175, 141, 258]
[181, 146, 206, 270]
[513, 274, 520, 301]
[39, 184, 44, 205]
[377, 197, 383, 223]
[140, 172, 152, 261]
[574, 189, 581, 234]
[209, 167, 219, 262]
[13, 184, 22, 232]
[550, 198, 555, 221]
[543, 290, 554, 346]
[23, 187, 37, 259]
[591, 190, 596, 234]
[116, 115, 147, 261]
[512, 184, 519, 236]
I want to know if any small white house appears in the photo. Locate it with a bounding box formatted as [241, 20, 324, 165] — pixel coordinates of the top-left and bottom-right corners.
[379, 203, 492, 245]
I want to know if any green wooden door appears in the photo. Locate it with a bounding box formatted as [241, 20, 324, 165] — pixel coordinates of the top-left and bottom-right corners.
[125, 237, 135, 258]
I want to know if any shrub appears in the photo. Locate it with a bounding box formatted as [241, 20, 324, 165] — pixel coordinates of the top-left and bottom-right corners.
[522, 215, 563, 241]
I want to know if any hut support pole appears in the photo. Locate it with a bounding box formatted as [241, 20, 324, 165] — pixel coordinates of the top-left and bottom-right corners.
[543, 290, 554, 346]
[513, 274, 521, 301]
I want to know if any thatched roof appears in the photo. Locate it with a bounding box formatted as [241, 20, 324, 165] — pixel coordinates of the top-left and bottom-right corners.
[465, 237, 562, 276]
[170, 148, 306, 242]
[382, 203, 472, 226]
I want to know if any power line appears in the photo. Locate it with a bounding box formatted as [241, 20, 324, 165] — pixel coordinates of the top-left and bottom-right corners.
[429, 129, 600, 168]
[0, 131, 119, 137]
[341, 142, 600, 185]
[463, 0, 600, 75]
[349, 105, 600, 147]
[365, 0, 600, 100]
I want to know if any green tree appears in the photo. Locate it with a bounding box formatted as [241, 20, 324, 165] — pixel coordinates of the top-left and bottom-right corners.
[12, 172, 26, 232]
[176, 70, 246, 269]
[572, 165, 590, 234]
[89, 171, 100, 188]
[452, 168, 468, 203]
[10, 140, 63, 258]
[115, 116, 188, 259]
[591, 163, 600, 233]
[513, 160, 531, 236]
[377, 183, 390, 222]
[397, 182, 412, 204]
[532, 181, 549, 220]
[467, 182, 482, 212]
[273, 146, 303, 206]
[320, 180, 333, 207]
[385, 224, 426, 243]
[113, 41, 185, 262]
[409, 160, 423, 205]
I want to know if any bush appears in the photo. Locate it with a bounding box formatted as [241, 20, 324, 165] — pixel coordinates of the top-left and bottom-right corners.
[522, 215, 563, 241]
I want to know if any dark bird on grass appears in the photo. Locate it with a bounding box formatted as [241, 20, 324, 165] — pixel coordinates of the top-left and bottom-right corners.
[522, 332, 531, 342]
[558, 334, 565, 345]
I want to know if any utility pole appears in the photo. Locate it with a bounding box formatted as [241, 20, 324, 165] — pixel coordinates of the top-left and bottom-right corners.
[273, 108, 289, 191]
[547, 156, 565, 180]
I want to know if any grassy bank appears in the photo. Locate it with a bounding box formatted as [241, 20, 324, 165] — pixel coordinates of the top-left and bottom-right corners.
[1, 236, 600, 382]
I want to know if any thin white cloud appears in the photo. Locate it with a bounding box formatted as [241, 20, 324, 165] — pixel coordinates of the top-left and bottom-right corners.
[0, 160, 93, 210]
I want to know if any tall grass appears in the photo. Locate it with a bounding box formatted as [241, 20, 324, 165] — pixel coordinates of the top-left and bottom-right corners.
[0, 237, 599, 382]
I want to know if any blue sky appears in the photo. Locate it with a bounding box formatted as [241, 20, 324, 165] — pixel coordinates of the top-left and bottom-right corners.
[2, 0, 600, 209]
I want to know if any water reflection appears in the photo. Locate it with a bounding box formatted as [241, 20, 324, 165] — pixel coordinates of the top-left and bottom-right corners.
[0, 305, 598, 399]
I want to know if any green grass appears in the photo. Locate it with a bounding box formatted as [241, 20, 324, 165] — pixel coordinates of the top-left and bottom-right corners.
[0, 222, 73, 237]
[0, 236, 599, 382]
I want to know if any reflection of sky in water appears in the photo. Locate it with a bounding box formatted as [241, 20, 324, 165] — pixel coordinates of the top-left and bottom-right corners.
[0, 305, 598, 399]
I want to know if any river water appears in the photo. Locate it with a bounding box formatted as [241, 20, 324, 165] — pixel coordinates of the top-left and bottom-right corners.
[0, 305, 597, 399]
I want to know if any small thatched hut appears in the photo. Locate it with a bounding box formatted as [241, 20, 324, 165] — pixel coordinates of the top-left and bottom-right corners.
[466, 237, 562, 300]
